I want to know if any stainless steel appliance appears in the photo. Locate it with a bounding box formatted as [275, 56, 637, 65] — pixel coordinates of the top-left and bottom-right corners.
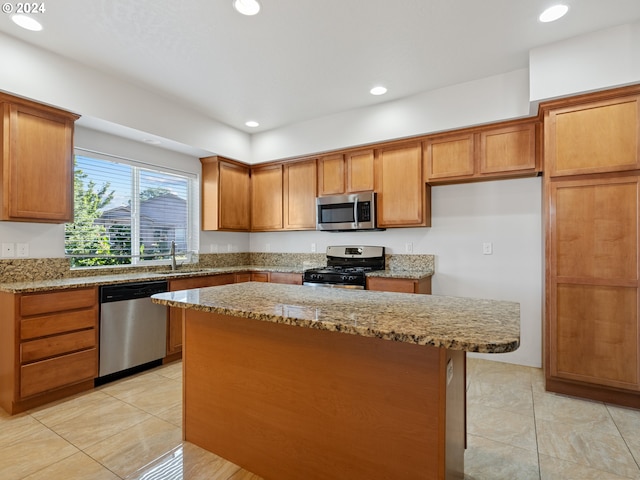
[316, 192, 382, 231]
[303, 245, 385, 289]
[98, 280, 168, 382]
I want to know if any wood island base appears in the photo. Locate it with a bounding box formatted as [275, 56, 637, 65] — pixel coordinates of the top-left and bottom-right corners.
[183, 309, 466, 480]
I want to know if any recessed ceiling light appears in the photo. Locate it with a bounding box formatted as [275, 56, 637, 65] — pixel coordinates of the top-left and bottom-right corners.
[233, 0, 261, 16]
[11, 14, 43, 31]
[370, 86, 388, 96]
[539, 4, 569, 23]
[245, 120, 260, 128]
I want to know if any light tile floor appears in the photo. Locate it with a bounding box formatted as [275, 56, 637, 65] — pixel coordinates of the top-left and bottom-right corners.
[1, 358, 639, 479]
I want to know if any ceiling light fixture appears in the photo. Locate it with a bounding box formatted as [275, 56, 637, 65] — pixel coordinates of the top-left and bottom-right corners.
[245, 120, 260, 128]
[233, 0, 261, 16]
[539, 4, 569, 23]
[11, 14, 43, 31]
[370, 86, 388, 96]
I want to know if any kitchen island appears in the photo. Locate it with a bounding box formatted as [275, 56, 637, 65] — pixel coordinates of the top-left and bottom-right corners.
[152, 282, 520, 480]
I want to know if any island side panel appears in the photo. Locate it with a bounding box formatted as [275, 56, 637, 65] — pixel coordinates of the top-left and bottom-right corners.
[183, 309, 463, 480]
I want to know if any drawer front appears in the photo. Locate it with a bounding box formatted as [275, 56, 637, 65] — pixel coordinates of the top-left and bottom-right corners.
[20, 288, 97, 317]
[21, 329, 96, 364]
[20, 348, 97, 398]
[170, 274, 235, 291]
[20, 308, 97, 340]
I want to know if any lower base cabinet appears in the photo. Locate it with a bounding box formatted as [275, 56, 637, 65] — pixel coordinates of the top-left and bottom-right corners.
[546, 174, 640, 407]
[0, 287, 98, 415]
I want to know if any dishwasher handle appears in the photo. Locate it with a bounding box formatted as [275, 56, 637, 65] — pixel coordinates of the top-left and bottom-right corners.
[100, 280, 168, 303]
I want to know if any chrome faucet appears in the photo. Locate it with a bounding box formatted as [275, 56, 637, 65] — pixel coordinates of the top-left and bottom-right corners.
[170, 240, 177, 271]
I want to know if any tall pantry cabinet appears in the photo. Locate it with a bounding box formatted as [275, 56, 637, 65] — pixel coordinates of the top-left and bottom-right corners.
[543, 87, 640, 407]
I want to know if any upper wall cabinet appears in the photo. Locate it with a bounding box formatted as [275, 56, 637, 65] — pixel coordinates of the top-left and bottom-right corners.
[545, 94, 640, 177]
[201, 156, 250, 231]
[0, 96, 78, 223]
[424, 121, 539, 184]
[251, 164, 283, 231]
[375, 142, 430, 228]
[317, 149, 374, 196]
[283, 159, 317, 230]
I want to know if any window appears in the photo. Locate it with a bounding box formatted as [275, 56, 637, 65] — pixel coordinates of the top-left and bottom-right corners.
[65, 149, 198, 268]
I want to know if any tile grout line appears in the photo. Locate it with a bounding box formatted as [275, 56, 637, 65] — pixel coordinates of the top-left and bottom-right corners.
[530, 380, 543, 480]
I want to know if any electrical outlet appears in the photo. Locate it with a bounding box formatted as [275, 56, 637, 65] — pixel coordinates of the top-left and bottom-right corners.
[1, 243, 15, 258]
[405, 242, 413, 254]
[265, 243, 271, 252]
[16, 243, 29, 257]
[209, 244, 218, 253]
[227, 244, 233, 252]
[311, 243, 316, 253]
[483, 242, 493, 255]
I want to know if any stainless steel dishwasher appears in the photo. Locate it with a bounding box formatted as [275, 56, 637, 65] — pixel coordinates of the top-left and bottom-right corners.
[98, 280, 168, 381]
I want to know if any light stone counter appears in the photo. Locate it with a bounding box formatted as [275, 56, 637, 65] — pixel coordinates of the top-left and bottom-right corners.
[152, 282, 519, 353]
[0, 266, 433, 293]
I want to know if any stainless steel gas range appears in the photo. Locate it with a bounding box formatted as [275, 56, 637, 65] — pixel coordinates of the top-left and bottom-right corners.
[303, 245, 385, 289]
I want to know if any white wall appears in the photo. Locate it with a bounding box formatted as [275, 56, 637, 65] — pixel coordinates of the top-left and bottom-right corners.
[530, 20, 640, 103]
[251, 177, 543, 367]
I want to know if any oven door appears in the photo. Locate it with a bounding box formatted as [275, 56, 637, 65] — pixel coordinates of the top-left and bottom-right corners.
[303, 282, 365, 290]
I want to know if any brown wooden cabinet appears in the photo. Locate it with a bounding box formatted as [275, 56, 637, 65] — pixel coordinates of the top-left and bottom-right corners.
[374, 142, 431, 228]
[0, 287, 98, 414]
[201, 156, 250, 231]
[366, 276, 432, 294]
[167, 274, 235, 356]
[545, 94, 640, 177]
[0, 95, 78, 223]
[251, 164, 283, 231]
[317, 150, 375, 196]
[424, 121, 539, 184]
[543, 85, 640, 408]
[283, 159, 317, 230]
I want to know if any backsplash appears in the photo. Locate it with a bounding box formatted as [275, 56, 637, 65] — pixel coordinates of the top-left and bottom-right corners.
[0, 253, 434, 283]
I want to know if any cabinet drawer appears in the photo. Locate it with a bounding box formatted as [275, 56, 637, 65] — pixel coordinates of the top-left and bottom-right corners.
[170, 274, 235, 291]
[20, 308, 97, 340]
[20, 288, 96, 316]
[21, 329, 96, 364]
[20, 348, 97, 398]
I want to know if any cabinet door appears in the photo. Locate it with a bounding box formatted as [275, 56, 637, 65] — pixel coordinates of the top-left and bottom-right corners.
[424, 134, 475, 181]
[548, 176, 640, 391]
[201, 157, 250, 231]
[546, 95, 640, 177]
[318, 154, 345, 195]
[375, 143, 429, 227]
[251, 165, 283, 231]
[478, 123, 537, 175]
[346, 149, 375, 192]
[219, 161, 250, 230]
[284, 160, 317, 230]
[1, 102, 75, 222]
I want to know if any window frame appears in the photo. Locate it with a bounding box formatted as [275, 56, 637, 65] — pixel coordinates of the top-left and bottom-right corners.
[66, 148, 199, 269]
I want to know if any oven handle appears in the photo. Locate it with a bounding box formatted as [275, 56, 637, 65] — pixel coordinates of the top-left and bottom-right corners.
[303, 282, 365, 290]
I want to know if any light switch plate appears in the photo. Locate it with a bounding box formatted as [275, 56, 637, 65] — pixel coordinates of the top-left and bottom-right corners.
[482, 242, 493, 255]
[16, 243, 29, 257]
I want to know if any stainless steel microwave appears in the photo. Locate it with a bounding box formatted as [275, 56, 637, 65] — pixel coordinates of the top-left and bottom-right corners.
[316, 192, 380, 231]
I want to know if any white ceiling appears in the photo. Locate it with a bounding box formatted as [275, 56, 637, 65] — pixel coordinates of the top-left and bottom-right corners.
[2, 0, 640, 135]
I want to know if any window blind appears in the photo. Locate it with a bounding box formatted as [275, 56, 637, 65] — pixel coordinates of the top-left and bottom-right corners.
[65, 150, 198, 268]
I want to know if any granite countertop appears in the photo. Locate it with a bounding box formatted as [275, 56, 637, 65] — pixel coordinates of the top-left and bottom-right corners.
[0, 265, 433, 293]
[152, 282, 519, 354]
